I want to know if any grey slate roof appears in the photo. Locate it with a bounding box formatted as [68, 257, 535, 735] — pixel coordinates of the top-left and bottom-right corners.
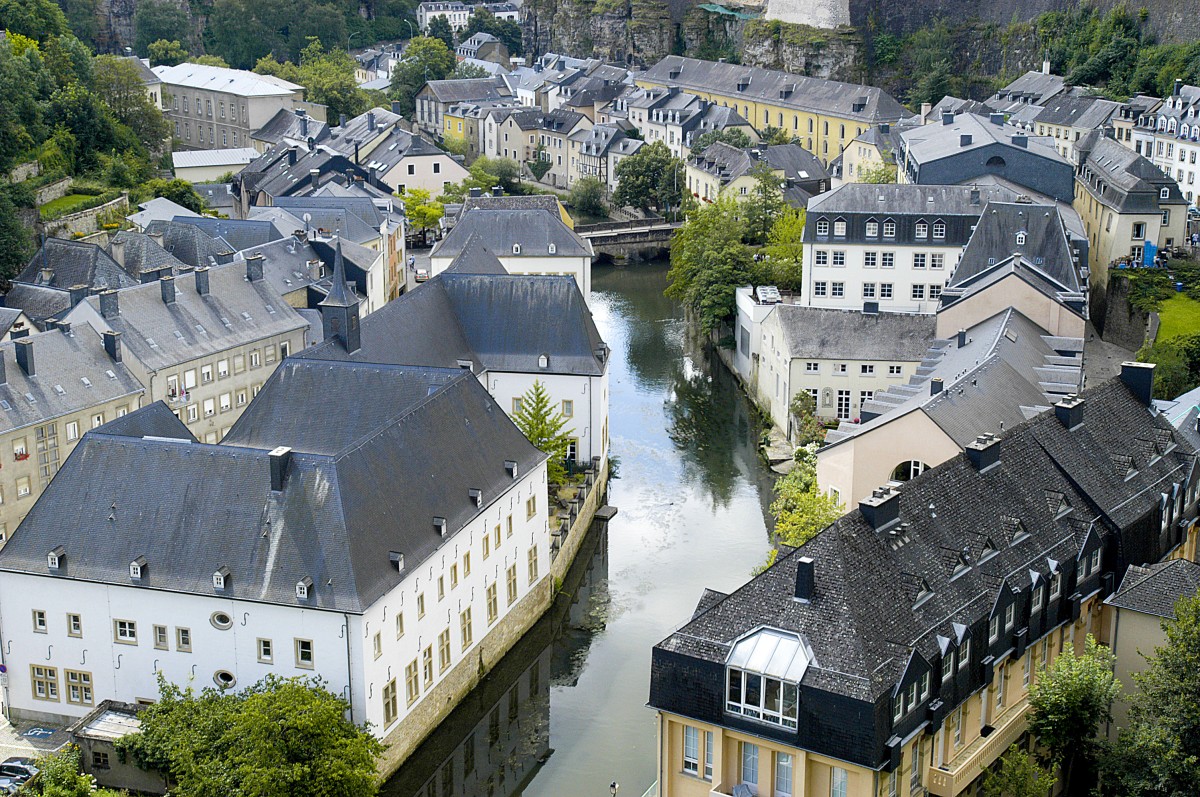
[0, 284, 73, 329]
[0, 328, 143, 435]
[433, 209, 592, 259]
[457, 194, 564, 219]
[987, 71, 1068, 112]
[252, 108, 331, 148]
[127, 197, 200, 230]
[192, 183, 236, 212]
[173, 216, 283, 252]
[1075, 133, 1189, 213]
[900, 113, 1068, 167]
[108, 231, 188, 279]
[0, 368, 545, 614]
[422, 77, 510, 103]
[143, 220, 236, 270]
[805, 183, 1016, 217]
[92, 400, 194, 440]
[0, 308, 25, 338]
[1106, 559, 1200, 618]
[325, 107, 404, 157]
[641, 56, 912, 124]
[297, 273, 607, 377]
[949, 201, 1083, 293]
[68, 262, 308, 372]
[19, 239, 139, 292]
[773, 306, 935, 362]
[1034, 93, 1121, 130]
[444, 235, 509, 275]
[1155, 383, 1200, 452]
[657, 375, 1195, 706]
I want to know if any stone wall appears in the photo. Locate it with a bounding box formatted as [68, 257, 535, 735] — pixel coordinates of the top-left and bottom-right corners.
[42, 195, 129, 239]
[35, 178, 74, 207]
[1100, 274, 1151, 351]
[7, 161, 40, 182]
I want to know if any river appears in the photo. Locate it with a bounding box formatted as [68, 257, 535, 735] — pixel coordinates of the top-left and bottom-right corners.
[381, 262, 777, 797]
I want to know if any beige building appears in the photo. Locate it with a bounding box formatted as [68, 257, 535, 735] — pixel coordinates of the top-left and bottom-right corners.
[0, 328, 144, 544]
[841, 122, 905, 183]
[154, 63, 320, 151]
[64, 262, 309, 444]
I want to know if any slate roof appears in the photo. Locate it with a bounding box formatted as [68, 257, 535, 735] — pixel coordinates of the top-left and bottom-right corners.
[444, 235, 509, 275]
[433, 209, 592, 259]
[142, 220, 236, 269]
[172, 148, 261, 170]
[1034, 93, 1121, 130]
[805, 183, 1016, 218]
[641, 56, 912, 124]
[270, 198, 382, 245]
[0, 308, 25, 338]
[107, 231, 188, 280]
[773, 306, 935, 362]
[949, 202, 1083, 294]
[192, 183, 236, 212]
[656, 375, 1195, 706]
[325, 107, 405, 158]
[127, 197, 201, 230]
[234, 236, 324, 299]
[422, 77, 510, 103]
[900, 113, 1068, 167]
[19, 239, 138, 292]
[0, 328, 143, 435]
[152, 63, 301, 96]
[67, 262, 308, 372]
[0, 284, 73, 329]
[355, 127, 446, 176]
[252, 108, 330, 148]
[1155, 383, 1200, 452]
[1106, 559, 1200, 618]
[987, 71, 1067, 112]
[296, 273, 607, 377]
[92, 400, 194, 440]
[173, 217, 282, 254]
[1076, 133, 1189, 213]
[457, 194, 565, 220]
[247, 148, 371, 202]
[0, 368, 545, 614]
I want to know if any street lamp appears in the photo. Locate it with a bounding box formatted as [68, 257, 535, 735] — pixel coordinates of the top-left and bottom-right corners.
[348, 31, 362, 52]
[405, 19, 416, 40]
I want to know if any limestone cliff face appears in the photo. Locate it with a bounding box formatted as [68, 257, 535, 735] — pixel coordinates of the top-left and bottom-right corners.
[739, 19, 861, 81]
[523, 0, 677, 66]
[92, 0, 138, 53]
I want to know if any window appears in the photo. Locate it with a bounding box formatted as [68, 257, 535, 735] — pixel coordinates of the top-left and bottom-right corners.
[683, 725, 700, 774]
[997, 662, 1006, 707]
[740, 742, 759, 788]
[1160, 187, 1170, 199]
[382, 678, 398, 726]
[883, 220, 896, 237]
[66, 670, 93, 706]
[834, 363, 848, 374]
[889, 365, 903, 375]
[959, 638, 970, 669]
[864, 252, 878, 268]
[816, 219, 829, 236]
[832, 251, 846, 267]
[865, 220, 879, 237]
[203, 398, 215, 418]
[405, 660, 419, 706]
[486, 583, 498, 623]
[989, 614, 1000, 642]
[67, 613, 82, 637]
[219, 393, 232, 413]
[373, 632, 383, 660]
[176, 627, 191, 652]
[1132, 222, 1146, 240]
[66, 421, 79, 441]
[201, 365, 213, 383]
[831, 767, 848, 797]
[911, 284, 926, 300]
[114, 619, 137, 644]
[815, 250, 829, 266]
[16, 476, 31, 498]
[258, 639, 273, 663]
[460, 608, 473, 649]
[860, 390, 873, 406]
[1031, 585, 1045, 613]
[833, 220, 847, 236]
[438, 628, 451, 673]
[250, 350, 261, 368]
[528, 546, 539, 584]
[154, 624, 168, 650]
[1005, 602, 1016, 630]
[422, 646, 433, 688]
[880, 283, 894, 299]
[463, 552, 471, 576]
[912, 252, 927, 269]
[775, 752, 793, 797]
[805, 362, 819, 373]
[507, 564, 518, 606]
[526, 495, 537, 520]
[726, 668, 800, 728]
[1088, 548, 1101, 576]
[1050, 571, 1062, 600]
[814, 281, 828, 297]
[437, 576, 445, 601]
[862, 283, 877, 298]
[931, 253, 945, 269]
[295, 638, 314, 668]
[831, 282, 845, 298]
[861, 364, 875, 375]
[561, 400, 574, 418]
[930, 284, 943, 300]
[881, 252, 895, 269]
[1023, 653, 1032, 688]
[93, 752, 109, 769]
[483, 533, 491, 560]
[31, 609, 47, 633]
[915, 221, 928, 239]
[933, 221, 946, 239]
[31, 666, 58, 701]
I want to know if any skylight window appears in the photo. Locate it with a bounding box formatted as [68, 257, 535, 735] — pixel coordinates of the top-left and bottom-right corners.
[725, 629, 809, 729]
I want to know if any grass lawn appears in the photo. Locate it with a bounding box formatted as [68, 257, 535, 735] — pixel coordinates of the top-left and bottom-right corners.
[1157, 293, 1200, 342]
[39, 193, 94, 218]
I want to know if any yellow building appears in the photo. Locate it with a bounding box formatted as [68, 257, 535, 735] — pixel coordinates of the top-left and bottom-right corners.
[638, 56, 911, 167]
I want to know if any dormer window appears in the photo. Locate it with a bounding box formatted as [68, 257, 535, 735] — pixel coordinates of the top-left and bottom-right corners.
[980, 538, 998, 562]
[915, 221, 928, 239]
[1160, 187, 1170, 199]
[1049, 570, 1062, 600]
[951, 551, 971, 580]
[1016, 231, 1027, 245]
[512, 243, 521, 254]
[725, 629, 809, 729]
[932, 220, 946, 239]
[47, 546, 65, 570]
[865, 219, 879, 237]
[815, 218, 829, 236]
[129, 556, 147, 580]
[538, 354, 549, 368]
[296, 576, 313, 600]
[548, 243, 556, 254]
[833, 219, 847, 237]
[913, 579, 933, 608]
[883, 219, 896, 237]
[989, 613, 1001, 642]
[213, 566, 230, 590]
[469, 488, 483, 507]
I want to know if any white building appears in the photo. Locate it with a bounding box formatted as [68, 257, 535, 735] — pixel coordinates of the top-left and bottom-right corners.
[1133, 80, 1200, 207]
[172, 147, 261, 183]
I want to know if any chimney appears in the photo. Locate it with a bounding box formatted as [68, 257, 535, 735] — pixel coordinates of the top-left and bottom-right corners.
[99, 289, 119, 319]
[1011, 134, 1028, 148]
[139, 269, 159, 284]
[859, 487, 901, 530]
[1053, 395, 1085, 430]
[246, 254, 264, 282]
[879, 122, 890, 134]
[14, 338, 34, 377]
[794, 556, 815, 602]
[268, 446, 292, 492]
[989, 112, 1004, 125]
[148, 231, 164, 249]
[1174, 78, 1182, 96]
[1042, 57, 1051, 75]
[1120, 361, 1155, 407]
[110, 237, 126, 266]
[930, 377, 944, 395]
[68, 284, 88, 307]
[287, 149, 297, 166]
[941, 111, 955, 126]
[300, 115, 308, 137]
[367, 110, 376, 131]
[920, 102, 932, 119]
[102, 330, 122, 362]
[965, 433, 1001, 471]
[160, 275, 176, 304]
[391, 100, 402, 115]
[492, 185, 502, 196]
[310, 168, 321, 188]
[58, 321, 71, 336]
[216, 250, 234, 266]
[339, 113, 347, 127]
[960, 134, 973, 147]
[956, 328, 967, 348]
[354, 141, 360, 164]
[469, 187, 482, 198]
[195, 266, 210, 296]
[0, 351, 5, 385]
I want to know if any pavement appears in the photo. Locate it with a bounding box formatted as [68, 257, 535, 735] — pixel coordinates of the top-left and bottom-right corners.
[0, 713, 69, 760]
[1083, 320, 1137, 387]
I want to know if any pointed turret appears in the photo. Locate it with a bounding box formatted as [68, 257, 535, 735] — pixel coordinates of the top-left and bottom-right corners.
[319, 238, 361, 353]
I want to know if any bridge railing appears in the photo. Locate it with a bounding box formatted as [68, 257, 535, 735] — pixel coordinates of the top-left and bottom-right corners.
[576, 217, 667, 234]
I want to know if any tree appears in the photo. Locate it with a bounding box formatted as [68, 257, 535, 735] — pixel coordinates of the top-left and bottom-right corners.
[1027, 634, 1118, 796]
[761, 206, 805, 290]
[26, 745, 94, 797]
[1108, 592, 1200, 796]
[134, 0, 192, 56]
[0, 0, 71, 43]
[691, 127, 752, 153]
[743, 163, 785, 245]
[982, 745, 1058, 797]
[143, 178, 206, 213]
[0, 190, 33, 282]
[193, 54, 230, 67]
[402, 188, 443, 245]
[568, 176, 606, 218]
[666, 193, 753, 333]
[46, 82, 121, 171]
[759, 125, 797, 145]
[858, 162, 897, 184]
[787, 391, 825, 447]
[527, 143, 551, 181]
[388, 36, 455, 117]
[92, 54, 170, 148]
[613, 140, 685, 214]
[426, 16, 454, 51]
[439, 157, 523, 202]
[462, 9, 523, 56]
[147, 38, 189, 66]
[511, 381, 574, 485]
[255, 40, 367, 121]
[116, 674, 383, 797]
[769, 456, 842, 548]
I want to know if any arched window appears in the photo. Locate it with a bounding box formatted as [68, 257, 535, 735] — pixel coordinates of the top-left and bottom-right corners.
[890, 460, 928, 482]
[986, 155, 1007, 168]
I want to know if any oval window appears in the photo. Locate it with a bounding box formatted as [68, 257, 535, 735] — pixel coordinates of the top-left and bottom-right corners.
[210, 611, 233, 630]
[213, 670, 236, 689]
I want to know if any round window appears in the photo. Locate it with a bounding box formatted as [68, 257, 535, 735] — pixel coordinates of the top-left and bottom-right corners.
[213, 670, 236, 689]
[210, 611, 233, 630]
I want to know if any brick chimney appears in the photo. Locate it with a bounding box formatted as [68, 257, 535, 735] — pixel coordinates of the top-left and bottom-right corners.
[103, 330, 122, 362]
[99, 289, 119, 319]
[14, 338, 35, 376]
[160, 275, 176, 304]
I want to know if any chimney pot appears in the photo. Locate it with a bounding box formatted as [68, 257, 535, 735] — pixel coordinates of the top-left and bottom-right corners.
[69, 284, 88, 307]
[956, 329, 967, 348]
[990, 112, 1004, 125]
[469, 187, 482, 198]
[269, 446, 292, 492]
[930, 377, 944, 395]
[1054, 395, 1085, 430]
[941, 111, 955, 126]
[794, 556, 815, 601]
[103, 330, 122, 362]
[14, 338, 35, 377]
[246, 254, 265, 282]
[195, 266, 211, 296]
[1011, 134, 1028, 148]
[160, 275, 176, 304]
[965, 433, 1002, 471]
[960, 134, 973, 146]
[859, 487, 901, 530]
[367, 110, 376, 131]
[492, 185, 502, 196]
[1120, 361, 1155, 407]
[99, 290, 119, 319]
[391, 100, 402, 115]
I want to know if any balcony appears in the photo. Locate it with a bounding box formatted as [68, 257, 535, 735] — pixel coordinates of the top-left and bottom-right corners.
[927, 697, 1029, 797]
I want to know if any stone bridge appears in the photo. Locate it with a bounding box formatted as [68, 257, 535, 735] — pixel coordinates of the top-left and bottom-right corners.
[576, 219, 681, 262]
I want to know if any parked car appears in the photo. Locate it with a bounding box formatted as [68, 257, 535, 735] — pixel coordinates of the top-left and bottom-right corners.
[415, 266, 430, 282]
[0, 758, 39, 783]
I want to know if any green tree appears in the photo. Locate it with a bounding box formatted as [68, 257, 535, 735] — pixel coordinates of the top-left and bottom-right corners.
[982, 744, 1058, 797]
[439, 157, 522, 202]
[1028, 634, 1119, 796]
[568, 176, 606, 218]
[134, 1, 192, 56]
[117, 674, 383, 797]
[28, 745, 95, 797]
[0, 190, 33, 282]
[858, 162, 897, 184]
[92, 54, 170, 148]
[527, 143, 551, 181]
[143, 178, 206, 213]
[761, 206, 805, 290]
[786, 391, 825, 447]
[426, 16, 455, 50]
[743, 163, 785, 245]
[1108, 592, 1200, 796]
[402, 187, 443, 245]
[147, 38, 189, 66]
[759, 125, 796, 145]
[613, 140, 685, 214]
[193, 54, 230, 67]
[690, 127, 752, 153]
[0, 0, 70, 43]
[388, 36, 455, 117]
[666, 193, 753, 333]
[46, 81, 121, 171]
[256, 40, 367, 121]
[461, 8, 523, 56]
[769, 455, 842, 548]
[0, 34, 44, 172]
[512, 380, 574, 485]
